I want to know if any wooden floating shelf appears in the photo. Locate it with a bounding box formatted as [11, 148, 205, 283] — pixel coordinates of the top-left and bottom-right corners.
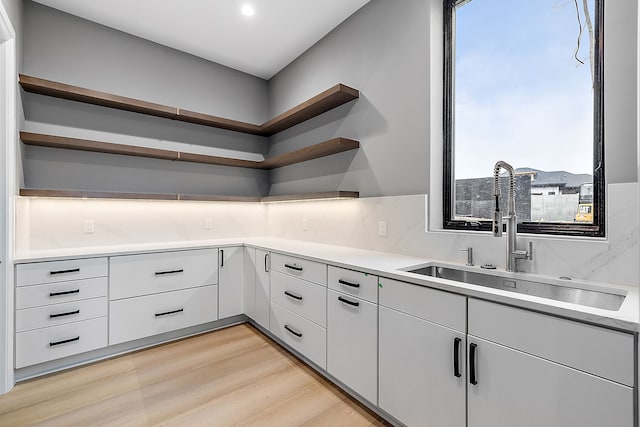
[19, 189, 358, 203]
[20, 132, 359, 170]
[260, 191, 360, 203]
[19, 75, 359, 136]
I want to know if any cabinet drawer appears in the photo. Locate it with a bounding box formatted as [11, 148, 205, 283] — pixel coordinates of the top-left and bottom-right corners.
[15, 317, 108, 368]
[327, 289, 378, 404]
[379, 277, 466, 332]
[110, 249, 218, 300]
[16, 277, 108, 309]
[468, 299, 634, 386]
[109, 285, 218, 345]
[16, 297, 108, 333]
[270, 253, 327, 286]
[328, 266, 378, 303]
[271, 271, 326, 327]
[16, 258, 108, 287]
[270, 302, 327, 369]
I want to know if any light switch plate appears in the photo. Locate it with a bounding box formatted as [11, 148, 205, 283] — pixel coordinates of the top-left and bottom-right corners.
[378, 221, 387, 237]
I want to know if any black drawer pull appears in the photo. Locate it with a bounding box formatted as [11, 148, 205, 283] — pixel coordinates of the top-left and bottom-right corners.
[284, 291, 303, 301]
[50, 310, 80, 319]
[155, 269, 184, 276]
[155, 308, 184, 317]
[469, 343, 478, 385]
[50, 268, 80, 275]
[338, 296, 359, 307]
[284, 264, 303, 271]
[220, 249, 224, 267]
[284, 324, 302, 338]
[338, 279, 360, 288]
[453, 337, 462, 378]
[50, 336, 79, 347]
[49, 289, 80, 297]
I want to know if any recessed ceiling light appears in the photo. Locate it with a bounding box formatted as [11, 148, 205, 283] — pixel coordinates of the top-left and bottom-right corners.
[241, 5, 255, 17]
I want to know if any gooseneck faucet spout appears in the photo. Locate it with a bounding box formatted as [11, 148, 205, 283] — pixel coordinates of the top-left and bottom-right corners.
[492, 161, 515, 238]
[493, 161, 531, 272]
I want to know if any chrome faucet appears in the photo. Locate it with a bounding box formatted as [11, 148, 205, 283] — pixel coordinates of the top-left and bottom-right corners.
[492, 161, 533, 272]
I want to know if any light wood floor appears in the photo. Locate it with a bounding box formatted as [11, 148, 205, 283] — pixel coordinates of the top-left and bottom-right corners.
[0, 323, 390, 426]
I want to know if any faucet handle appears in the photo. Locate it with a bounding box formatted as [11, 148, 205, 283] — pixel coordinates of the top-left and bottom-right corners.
[457, 247, 474, 266]
[513, 242, 534, 261]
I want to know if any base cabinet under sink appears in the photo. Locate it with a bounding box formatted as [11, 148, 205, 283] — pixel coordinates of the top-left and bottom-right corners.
[467, 336, 634, 427]
[379, 305, 466, 427]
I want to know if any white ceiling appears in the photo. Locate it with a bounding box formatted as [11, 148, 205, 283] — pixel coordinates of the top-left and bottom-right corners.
[32, 0, 372, 79]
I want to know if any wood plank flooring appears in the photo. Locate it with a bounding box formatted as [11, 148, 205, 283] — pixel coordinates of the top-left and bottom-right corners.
[0, 323, 390, 426]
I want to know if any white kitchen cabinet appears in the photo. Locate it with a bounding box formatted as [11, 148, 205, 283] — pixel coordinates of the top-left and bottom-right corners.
[109, 249, 218, 300]
[378, 277, 467, 427]
[109, 285, 218, 345]
[467, 298, 635, 427]
[270, 301, 326, 369]
[15, 257, 109, 368]
[218, 246, 244, 319]
[270, 270, 327, 327]
[467, 336, 634, 427]
[327, 288, 378, 404]
[243, 248, 270, 329]
[379, 306, 466, 427]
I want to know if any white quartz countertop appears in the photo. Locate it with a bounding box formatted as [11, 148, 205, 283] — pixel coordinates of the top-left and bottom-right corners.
[15, 237, 640, 332]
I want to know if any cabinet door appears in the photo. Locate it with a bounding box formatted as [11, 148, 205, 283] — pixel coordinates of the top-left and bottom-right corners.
[242, 247, 256, 320]
[467, 337, 634, 427]
[218, 246, 243, 318]
[379, 306, 465, 427]
[254, 249, 270, 330]
[327, 290, 377, 404]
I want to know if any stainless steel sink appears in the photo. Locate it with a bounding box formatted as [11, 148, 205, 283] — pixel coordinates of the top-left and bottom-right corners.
[406, 265, 626, 311]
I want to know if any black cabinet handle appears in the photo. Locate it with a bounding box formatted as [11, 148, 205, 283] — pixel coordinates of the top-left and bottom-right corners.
[49, 289, 80, 297]
[469, 343, 478, 385]
[50, 268, 80, 275]
[155, 308, 184, 317]
[50, 309, 80, 319]
[338, 279, 360, 288]
[155, 269, 184, 276]
[265, 253, 270, 272]
[338, 296, 359, 307]
[453, 337, 462, 378]
[284, 263, 303, 271]
[50, 336, 79, 347]
[284, 324, 302, 338]
[220, 250, 224, 267]
[284, 291, 303, 301]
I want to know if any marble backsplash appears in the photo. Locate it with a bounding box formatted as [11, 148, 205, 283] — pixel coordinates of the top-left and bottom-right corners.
[15, 182, 639, 287]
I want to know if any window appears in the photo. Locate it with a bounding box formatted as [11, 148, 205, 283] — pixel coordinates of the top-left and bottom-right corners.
[443, 0, 604, 237]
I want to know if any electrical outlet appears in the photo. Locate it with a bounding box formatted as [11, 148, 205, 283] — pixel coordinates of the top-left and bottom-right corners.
[378, 221, 387, 237]
[204, 217, 213, 230]
[83, 219, 95, 234]
[302, 218, 308, 231]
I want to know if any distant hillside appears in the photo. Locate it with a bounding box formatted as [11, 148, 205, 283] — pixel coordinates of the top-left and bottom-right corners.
[514, 168, 592, 188]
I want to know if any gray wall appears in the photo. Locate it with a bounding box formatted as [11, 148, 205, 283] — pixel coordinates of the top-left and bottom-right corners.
[268, 0, 639, 198]
[21, 1, 271, 197]
[268, 0, 431, 197]
[18, 0, 640, 198]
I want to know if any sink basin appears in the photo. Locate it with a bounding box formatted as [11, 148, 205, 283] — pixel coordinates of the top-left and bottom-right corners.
[406, 265, 626, 311]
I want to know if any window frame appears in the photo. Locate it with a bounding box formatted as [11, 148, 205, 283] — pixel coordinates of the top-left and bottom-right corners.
[442, 0, 605, 237]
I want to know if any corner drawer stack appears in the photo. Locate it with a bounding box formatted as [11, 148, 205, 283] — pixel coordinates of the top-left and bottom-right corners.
[15, 258, 109, 368]
[109, 249, 219, 345]
[269, 253, 328, 368]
